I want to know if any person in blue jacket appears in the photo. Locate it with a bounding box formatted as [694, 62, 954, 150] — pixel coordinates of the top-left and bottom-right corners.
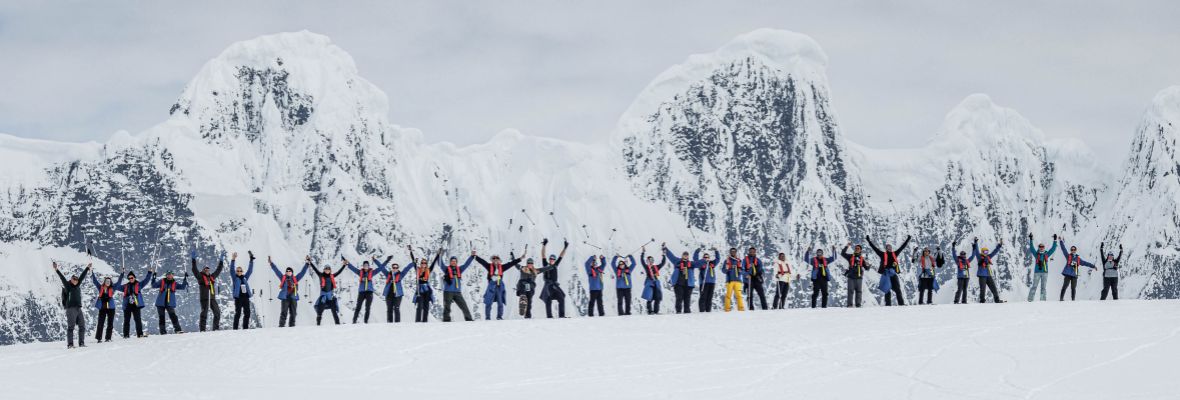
[867, 235, 911, 306]
[269, 256, 310, 327]
[537, 239, 570, 319]
[437, 250, 476, 322]
[804, 246, 837, 308]
[664, 244, 698, 314]
[309, 260, 347, 325]
[721, 248, 746, 312]
[950, 241, 975, 304]
[973, 237, 1004, 303]
[371, 255, 404, 323]
[1026, 233, 1058, 302]
[230, 252, 254, 330]
[639, 246, 666, 314]
[403, 247, 442, 323]
[743, 247, 768, 311]
[90, 269, 123, 342]
[150, 269, 188, 335]
[116, 269, 151, 338]
[475, 251, 522, 320]
[1057, 238, 1096, 301]
[611, 254, 637, 315]
[345, 258, 383, 324]
[694, 248, 721, 312]
[584, 255, 608, 317]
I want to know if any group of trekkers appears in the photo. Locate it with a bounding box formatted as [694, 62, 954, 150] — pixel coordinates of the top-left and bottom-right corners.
[52, 234, 1125, 348]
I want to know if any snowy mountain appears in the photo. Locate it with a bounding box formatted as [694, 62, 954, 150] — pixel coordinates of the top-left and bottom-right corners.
[0, 29, 1177, 345]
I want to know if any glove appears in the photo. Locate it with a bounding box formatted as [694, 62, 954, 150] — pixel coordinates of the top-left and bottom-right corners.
[542, 238, 549, 245]
[190, 249, 197, 259]
[563, 240, 569, 248]
[248, 251, 255, 260]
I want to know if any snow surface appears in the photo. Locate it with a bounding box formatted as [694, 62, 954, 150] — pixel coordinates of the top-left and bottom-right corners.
[2, 300, 1177, 399]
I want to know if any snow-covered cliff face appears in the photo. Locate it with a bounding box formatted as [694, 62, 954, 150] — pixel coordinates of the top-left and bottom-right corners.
[0, 29, 1176, 344]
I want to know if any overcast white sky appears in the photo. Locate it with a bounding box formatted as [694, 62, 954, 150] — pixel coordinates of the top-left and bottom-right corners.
[1, 1, 1178, 154]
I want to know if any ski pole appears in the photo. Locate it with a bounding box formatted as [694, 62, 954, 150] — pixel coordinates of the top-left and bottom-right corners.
[582, 241, 603, 250]
[629, 239, 655, 255]
[687, 223, 699, 243]
[549, 211, 560, 228]
[608, 228, 617, 242]
[521, 209, 536, 226]
[582, 225, 590, 239]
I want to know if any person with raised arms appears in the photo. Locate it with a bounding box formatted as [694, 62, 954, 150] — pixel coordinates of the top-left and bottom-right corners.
[584, 254, 608, 317]
[269, 256, 310, 327]
[1026, 233, 1058, 302]
[804, 246, 836, 308]
[230, 252, 254, 330]
[475, 251, 522, 320]
[345, 257, 384, 324]
[309, 259, 347, 325]
[537, 238, 570, 319]
[1057, 237, 1096, 301]
[913, 247, 943, 305]
[437, 249, 476, 322]
[370, 255, 404, 322]
[54, 262, 91, 348]
[515, 258, 540, 318]
[663, 243, 699, 314]
[866, 235, 912, 306]
[950, 240, 975, 304]
[695, 247, 721, 312]
[116, 269, 152, 338]
[1098, 242, 1123, 300]
[611, 254, 638, 315]
[639, 246, 666, 314]
[89, 267, 122, 343]
[150, 267, 188, 335]
[840, 242, 869, 308]
[190, 249, 224, 332]
[972, 237, 1004, 303]
[402, 246, 442, 323]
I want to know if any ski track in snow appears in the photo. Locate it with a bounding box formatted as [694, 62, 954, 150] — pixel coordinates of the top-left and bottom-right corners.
[1, 300, 1177, 399]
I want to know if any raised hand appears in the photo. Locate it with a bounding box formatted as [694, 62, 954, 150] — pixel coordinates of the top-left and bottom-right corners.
[562, 240, 569, 248]
[471, 250, 477, 256]
[542, 238, 549, 246]
[52, 262, 59, 270]
[231, 252, 238, 260]
[1029, 233, 1034, 240]
[248, 251, 255, 260]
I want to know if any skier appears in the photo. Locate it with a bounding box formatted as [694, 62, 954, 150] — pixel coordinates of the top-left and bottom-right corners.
[804, 246, 836, 308]
[866, 235, 912, 306]
[611, 254, 638, 315]
[437, 250, 476, 322]
[639, 247, 666, 314]
[743, 247, 767, 311]
[345, 258, 383, 324]
[308, 260, 347, 325]
[771, 252, 795, 309]
[721, 248, 746, 312]
[516, 258, 539, 318]
[89, 269, 122, 342]
[150, 269, 188, 335]
[230, 252, 254, 330]
[536, 239, 570, 319]
[191, 250, 224, 332]
[663, 244, 698, 314]
[973, 237, 1004, 303]
[840, 243, 869, 308]
[1026, 233, 1058, 302]
[403, 247, 441, 323]
[269, 256, 310, 327]
[116, 269, 151, 338]
[950, 241, 975, 304]
[54, 262, 91, 348]
[1099, 242, 1123, 300]
[371, 255, 404, 322]
[475, 252, 521, 320]
[694, 248, 721, 312]
[1057, 238, 1096, 301]
[584, 255, 608, 317]
[913, 247, 944, 305]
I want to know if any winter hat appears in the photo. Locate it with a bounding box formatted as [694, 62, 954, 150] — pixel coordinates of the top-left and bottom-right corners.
[286, 267, 294, 273]
[127, 271, 137, 278]
[526, 258, 535, 264]
[450, 256, 458, 261]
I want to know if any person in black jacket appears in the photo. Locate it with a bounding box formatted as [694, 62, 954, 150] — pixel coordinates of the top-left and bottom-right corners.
[866, 235, 912, 306]
[309, 260, 347, 325]
[840, 243, 870, 307]
[54, 262, 92, 349]
[191, 250, 225, 332]
[913, 247, 944, 305]
[515, 258, 539, 318]
[1099, 243, 1123, 300]
[537, 238, 569, 319]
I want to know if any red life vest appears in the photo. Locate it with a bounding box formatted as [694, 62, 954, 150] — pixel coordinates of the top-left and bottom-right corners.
[1068, 254, 1081, 274]
[320, 274, 336, 290]
[980, 253, 992, 272]
[201, 274, 216, 294]
[813, 256, 828, 277]
[884, 251, 898, 270]
[123, 282, 141, 305]
[745, 256, 759, 275]
[491, 262, 504, 278]
[418, 265, 431, 281]
[850, 255, 865, 277]
[645, 262, 659, 278]
[447, 264, 461, 285]
[678, 260, 690, 274]
[99, 285, 114, 299]
[1035, 252, 1049, 269]
[956, 257, 968, 271]
[162, 279, 177, 304]
[279, 275, 299, 295]
[591, 261, 603, 279]
[359, 268, 374, 285]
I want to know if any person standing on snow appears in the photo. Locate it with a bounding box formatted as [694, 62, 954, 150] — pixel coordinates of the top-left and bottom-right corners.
[191, 250, 225, 332]
[537, 239, 570, 319]
[117, 269, 151, 338]
[771, 252, 796, 309]
[721, 248, 746, 312]
[664, 244, 699, 314]
[1026, 233, 1058, 302]
[743, 247, 768, 311]
[402, 247, 441, 323]
[437, 250, 476, 322]
[371, 255, 405, 322]
[840, 243, 869, 308]
[1099, 242, 1123, 300]
[867, 235, 912, 306]
[913, 247, 943, 305]
[1057, 238, 1096, 301]
[804, 246, 837, 308]
[694, 248, 722, 312]
[973, 237, 1004, 303]
[269, 256, 310, 327]
[309, 260, 347, 325]
[475, 252, 522, 320]
[230, 252, 254, 330]
[89, 269, 122, 343]
[950, 241, 974, 304]
[611, 254, 638, 315]
[639, 247, 666, 314]
[54, 262, 91, 348]
[151, 269, 188, 335]
[345, 258, 383, 324]
[515, 258, 539, 318]
[584, 255, 608, 317]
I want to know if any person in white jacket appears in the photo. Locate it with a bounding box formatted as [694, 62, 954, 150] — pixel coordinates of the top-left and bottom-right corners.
[771, 253, 797, 309]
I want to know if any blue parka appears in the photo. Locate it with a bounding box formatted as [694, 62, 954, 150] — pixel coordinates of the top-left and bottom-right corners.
[270, 262, 310, 301]
[476, 254, 521, 304]
[90, 273, 123, 310]
[585, 256, 607, 291]
[693, 249, 722, 284]
[972, 241, 1003, 278]
[437, 255, 474, 293]
[1058, 240, 1096, 277]
[114, 271, 152, 310]
[346, 261, 385, 293]
[611, 255, 637, 289]
[666, 249, 698, 288]
[639, 251, 665, 301]
[804, 249, 837, 282]
[230, 258, 254, 299]
[151, 274, 189, 308]
[372, 256, 405, 298]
